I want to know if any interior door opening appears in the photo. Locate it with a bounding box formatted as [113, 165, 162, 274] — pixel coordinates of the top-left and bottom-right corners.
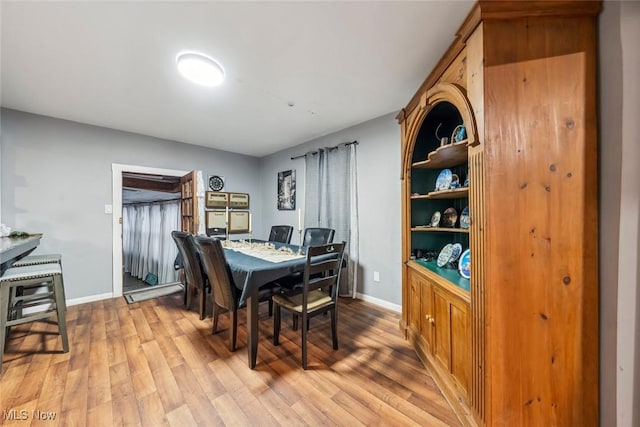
[121, 172, 182, 295]
[111, 164, 189, 297]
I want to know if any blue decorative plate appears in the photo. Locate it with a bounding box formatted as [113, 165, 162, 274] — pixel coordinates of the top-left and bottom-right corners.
[450, 243, 463, 263]
[458, 249, 471, 279]
[437, 244, 454, 267]
[435, 169, 452, 191]
[460, 206, 470, 229]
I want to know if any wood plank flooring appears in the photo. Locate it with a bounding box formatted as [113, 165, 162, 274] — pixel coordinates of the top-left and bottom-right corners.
[0, 294, 461, 426]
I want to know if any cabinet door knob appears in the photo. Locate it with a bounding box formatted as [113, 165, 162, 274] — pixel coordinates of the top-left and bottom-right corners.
[429, 317, 435, 324]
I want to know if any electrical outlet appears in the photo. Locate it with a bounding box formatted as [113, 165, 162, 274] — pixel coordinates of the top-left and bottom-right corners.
[373, 271, 380, 282]
[104, 204, 113, 214]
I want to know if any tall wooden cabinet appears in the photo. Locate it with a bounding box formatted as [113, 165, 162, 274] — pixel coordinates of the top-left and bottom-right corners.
[398, 2, 600, 426]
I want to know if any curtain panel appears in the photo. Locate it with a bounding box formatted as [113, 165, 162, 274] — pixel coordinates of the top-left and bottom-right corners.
[304, 143, 359, 297]
[123, 200, 180, 285]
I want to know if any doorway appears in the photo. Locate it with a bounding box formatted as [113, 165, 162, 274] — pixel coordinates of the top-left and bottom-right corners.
[122, 172, 182, 295]
[111, 164, 188, 297]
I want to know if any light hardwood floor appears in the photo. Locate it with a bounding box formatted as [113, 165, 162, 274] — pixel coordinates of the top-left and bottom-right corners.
[0, 293, 461, 426]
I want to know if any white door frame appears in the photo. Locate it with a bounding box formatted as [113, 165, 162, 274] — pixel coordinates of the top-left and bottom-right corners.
[111, 163, 188, 297]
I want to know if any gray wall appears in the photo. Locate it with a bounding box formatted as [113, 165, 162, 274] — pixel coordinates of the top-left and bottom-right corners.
[0, 108, 262, 300]
[259, 112, 402, 307]
[599, 1, 640, 426]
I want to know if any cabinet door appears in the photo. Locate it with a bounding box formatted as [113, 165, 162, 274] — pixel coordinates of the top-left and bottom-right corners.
[419, 279, 433, 351]
[433, 289, 451, 371]
[450, 298, 471, 396]
[180, 170, 198, 233]
[408, 272, 421, 333]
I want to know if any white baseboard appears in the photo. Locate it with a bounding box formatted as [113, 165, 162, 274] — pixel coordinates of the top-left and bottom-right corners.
[355, 292, 401, 313]
[61, 290, 398, 312]
[66, 292, 114, 307]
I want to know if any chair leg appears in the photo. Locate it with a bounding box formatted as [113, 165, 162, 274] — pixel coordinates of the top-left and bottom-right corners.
[229, 308, 237, 352]
[301, 313, 308, 370]
[185, 283, 193, 309]
[212, 303, 219, 334]
[53, 276, 69, 352]
[198, 288, 206, 321]
[268, 299, 273, 317]
[292, 314, 298, 331]
[273, 304, 281, 346]
[331, 308, 338, 350]
[0, 285, 11, 374]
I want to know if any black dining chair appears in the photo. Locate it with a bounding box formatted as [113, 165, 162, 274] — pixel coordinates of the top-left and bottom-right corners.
[272, 242, 346, 369]
[206, 227, 227, 239]
[194, 236, 281, 350]
[302, 227, 335, 247]
[268, 225, 294, 244]
[194, 236, 241, 351]
[171, 231, 209, 320]
[275, 228, 336, 294]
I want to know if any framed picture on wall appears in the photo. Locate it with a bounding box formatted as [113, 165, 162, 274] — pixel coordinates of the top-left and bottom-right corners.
[277, 170, 296, 210]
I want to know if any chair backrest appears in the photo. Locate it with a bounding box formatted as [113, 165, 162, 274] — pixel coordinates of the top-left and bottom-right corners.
[302, 228, 335, 247]
[206, 227, 227, 238]
[268, 225, 294, 244]
[171, 231, 206, 290]
[301, 242, 345, 310]
[194, 236, 237, 311]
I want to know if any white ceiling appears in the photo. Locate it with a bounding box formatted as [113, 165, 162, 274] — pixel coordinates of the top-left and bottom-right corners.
[1, 1, 473, 158]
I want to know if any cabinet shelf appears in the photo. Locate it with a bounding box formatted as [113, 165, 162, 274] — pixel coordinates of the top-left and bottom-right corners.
[408, 259, 470, 295]
[411, 226, 469, 234]
[411, 188, 469, 200]
[412, 140, 468, 169]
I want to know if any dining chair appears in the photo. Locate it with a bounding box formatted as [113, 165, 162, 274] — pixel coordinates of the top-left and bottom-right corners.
[171, 231, 209, 320]
[268, 225, 294, 244]
[302, 228, 335, 247]
[276, 227, 336, 294]
[194, 236, 240, 351]
[194, 236, 281, 351]
[206, 227, 227, 239]
[272, 242, 345, 369]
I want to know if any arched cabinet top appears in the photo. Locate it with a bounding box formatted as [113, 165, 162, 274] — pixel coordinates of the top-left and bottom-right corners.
[401, 82, 477, 178]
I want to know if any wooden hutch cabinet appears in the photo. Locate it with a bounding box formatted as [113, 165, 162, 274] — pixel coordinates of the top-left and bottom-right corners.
[398, 2, 601, 426]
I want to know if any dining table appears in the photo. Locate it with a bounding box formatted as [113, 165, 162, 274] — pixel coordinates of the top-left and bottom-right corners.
[221, 239, 308, 369]
[0, 234, 43, 274]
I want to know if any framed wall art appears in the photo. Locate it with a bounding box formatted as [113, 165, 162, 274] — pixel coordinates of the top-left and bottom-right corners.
[277, 170, 296, 210]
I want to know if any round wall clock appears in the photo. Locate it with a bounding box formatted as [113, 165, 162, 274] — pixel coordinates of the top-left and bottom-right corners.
[208, 175, 224, 192]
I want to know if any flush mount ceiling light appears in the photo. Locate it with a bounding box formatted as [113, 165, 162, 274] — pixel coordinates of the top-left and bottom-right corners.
[176, 52, 225, 87]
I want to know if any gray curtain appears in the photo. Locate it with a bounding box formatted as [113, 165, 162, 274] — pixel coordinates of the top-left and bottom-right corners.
[123, 200, 179, 285]
[305, 143, 359, 297]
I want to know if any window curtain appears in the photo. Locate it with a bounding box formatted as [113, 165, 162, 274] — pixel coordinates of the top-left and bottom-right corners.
[304, 143, 359, 297]
[123, 200, 180, 285]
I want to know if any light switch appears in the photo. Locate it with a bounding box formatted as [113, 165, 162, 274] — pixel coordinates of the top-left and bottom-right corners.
[104, 204, 113, 214]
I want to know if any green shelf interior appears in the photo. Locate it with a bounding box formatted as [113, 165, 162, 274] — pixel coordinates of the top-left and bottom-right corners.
[414, 259, 470, 292]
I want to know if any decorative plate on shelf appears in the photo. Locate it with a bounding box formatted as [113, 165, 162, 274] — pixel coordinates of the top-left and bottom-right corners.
[437, 244, 454, 267]
[435, 169, 452, 191]
[460, 206, 470, 229]
[441, 207, 458, 228]
[458, 249, 471, 279]
[450, 243, 463, 263]
[450, 174, 460, 189]
[430, 211, 441, 227]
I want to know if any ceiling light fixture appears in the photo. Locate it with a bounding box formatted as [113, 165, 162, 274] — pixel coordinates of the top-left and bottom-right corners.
[176, 51, 225, 87]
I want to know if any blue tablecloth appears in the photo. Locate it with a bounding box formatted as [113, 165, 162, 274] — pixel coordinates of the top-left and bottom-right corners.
[223, 241, 306, 306]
